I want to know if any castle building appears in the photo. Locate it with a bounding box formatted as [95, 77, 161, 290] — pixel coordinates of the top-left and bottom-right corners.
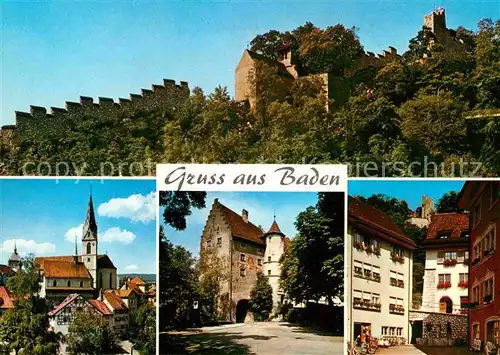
[200, 199, 290, 322]
[458, 181, 500, 350]
[408, 196, 434, 228]
[35, 191, 117, 306]
[346, 197, 416, 344]
[420, 212, 470, 314]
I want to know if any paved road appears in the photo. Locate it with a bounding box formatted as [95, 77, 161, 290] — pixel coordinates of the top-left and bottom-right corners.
[376, 345, 426, 354]
[201, 322, 344, 355]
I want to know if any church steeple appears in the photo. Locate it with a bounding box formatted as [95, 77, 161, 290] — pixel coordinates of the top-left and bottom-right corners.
[83, 191, 98, 241]
[82, 187, 98, 289]
[8, 241, 21, 272]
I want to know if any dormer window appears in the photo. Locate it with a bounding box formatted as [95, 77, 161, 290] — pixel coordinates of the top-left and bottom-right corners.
[438, 230, 452, 239]
[460, 230, 470, 239]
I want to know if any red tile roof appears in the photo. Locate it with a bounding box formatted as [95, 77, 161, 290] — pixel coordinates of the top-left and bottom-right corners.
[0, 286, 14, 310]
[89, 299, 113, 316]
[37, 255, 116, 270]
[0, 265, 15, 275]
[104, 291, 128, 311]
[426, 213, 469, 239]
[130, 276, 146, 286]
[267, 221, 283, 235]
[349, 196, 416, 250]
[42, 261, 92, 279]
[284, 237, 291, 249]
[48, 293, 80, 316]
[217, 203, 265, 245]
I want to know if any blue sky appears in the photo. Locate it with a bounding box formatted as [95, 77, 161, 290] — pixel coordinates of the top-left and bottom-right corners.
[163, 191, 324, 256]
[2, 0, 498, 125]
[348, 179, 466, 210]
[0, 179, 157, 274]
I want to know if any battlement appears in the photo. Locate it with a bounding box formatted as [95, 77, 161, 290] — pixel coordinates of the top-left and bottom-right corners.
[9, 79, 189, 128]
[424, 8, 447, 34]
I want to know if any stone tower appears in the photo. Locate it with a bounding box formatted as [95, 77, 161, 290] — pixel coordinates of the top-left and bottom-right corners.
[82, 191, 98, 288]
[276, 43, 298, 78]
[424, 8, 447, 35]
[8, 241, 21, 272]
[263, 218, 286, 310]
[421, 195, 434, 219]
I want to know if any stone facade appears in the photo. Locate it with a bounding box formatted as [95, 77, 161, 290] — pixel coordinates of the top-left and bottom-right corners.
[0, 79, 190, 148]
[410, 310, 468, 346]
[200, 199, 288, 322]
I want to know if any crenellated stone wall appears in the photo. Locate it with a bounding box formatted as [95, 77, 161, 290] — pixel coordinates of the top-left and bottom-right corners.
[1, 79, 190, 145]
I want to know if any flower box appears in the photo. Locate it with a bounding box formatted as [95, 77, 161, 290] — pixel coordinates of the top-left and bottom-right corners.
[437, 282, 452, 289]
[373, 248, 381, 256]
[443, 259, 457, 267]
[354, 242, 365, 251]
[458, 281, 468, 288]
[390, 252, 404, 264]
[372, 273, 381, 282]
[397, 280, 404, 288]
[354, 267, 363, 276]
[484, 294, 493, 304]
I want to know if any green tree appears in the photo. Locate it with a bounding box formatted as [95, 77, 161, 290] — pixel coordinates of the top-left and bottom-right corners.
[66, 311, 119, 355]
[436, 191, 463, 212]
[134, 303, 156, 355]
[249, 272, 273, 321]
[399, 91, 467, 157]
[0, 255, 59, 355]
[280, 192, 344, 306]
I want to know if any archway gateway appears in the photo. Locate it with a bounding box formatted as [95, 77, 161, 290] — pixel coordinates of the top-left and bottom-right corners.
[439, 296, 453, 314]
[236, 299, 250, 323]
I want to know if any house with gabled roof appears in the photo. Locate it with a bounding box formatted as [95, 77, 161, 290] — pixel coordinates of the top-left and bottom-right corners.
[200, 198, 291, 322]
[421, 212, 470, 314]
[103, 290, 129, 336]
[0, 286, 14, 316]
[347, 196, 416, 345]
[47, 293, 112, 336]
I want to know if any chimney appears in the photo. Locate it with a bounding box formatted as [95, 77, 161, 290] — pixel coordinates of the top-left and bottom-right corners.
[242, 209, 248, 223]
[214, 198, 219, 204]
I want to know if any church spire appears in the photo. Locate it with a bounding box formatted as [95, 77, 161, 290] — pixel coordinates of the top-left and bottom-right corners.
[82, 188, 98, 241]
[73, 233, 78, 265]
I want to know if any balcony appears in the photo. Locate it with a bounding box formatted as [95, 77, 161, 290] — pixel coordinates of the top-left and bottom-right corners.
[353, 299, 382, 312]
[389, 304, 405, 314]
[443, 259, 457, 267]
[390, 252, 404, 264]
[437, 282, 452, 289]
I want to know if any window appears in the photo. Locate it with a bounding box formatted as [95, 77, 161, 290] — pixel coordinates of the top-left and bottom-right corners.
[483, 226, 496, 254]
[486, 319, 500, 346]
[80, 281, 84, 287]
[437, 252, 444, 264]
[473, 201, 481, 227]
[240, 268, 246, 277]
[472, 323, 480, 340]
[257, 248, 263, 254]
[459, 273, 468, 283]
[460, 230, 470, 239]
[438, 230, 452, 239]
[268, 270, 271, 276]
[392, 246, 403, 257]
[206, 239, 212, 248]
[444, 251, 457, 260]
[397, 328, 403, 336]
[87, 258, 90, 262]
[241, 242, 247, 248]
[382, 326, 388, 335]
[216, 226, 220, 234]
[491, 182, 500, 207]
[67, 280, 71, 287]
[217, 237, 222, 246]
[110, 273, 113, 289]
[438, 274, 451, 283]
[257, 258, 262, 266]
[460, 296, 468, 309]
[53, 280, 57, 287]
[268, 256, 271, 262]
[86, 243, 91, 254]
[371, 293, 380, 304]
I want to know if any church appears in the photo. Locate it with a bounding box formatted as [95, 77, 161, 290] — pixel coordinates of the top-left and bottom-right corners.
[13, 192, 119, 306]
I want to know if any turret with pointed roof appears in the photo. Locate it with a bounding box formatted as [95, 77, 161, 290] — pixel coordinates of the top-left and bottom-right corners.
[8, 241, 21, 272]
